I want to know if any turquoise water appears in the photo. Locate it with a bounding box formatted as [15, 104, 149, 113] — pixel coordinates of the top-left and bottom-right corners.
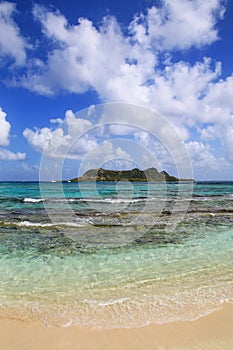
[0, 181, 232, 327]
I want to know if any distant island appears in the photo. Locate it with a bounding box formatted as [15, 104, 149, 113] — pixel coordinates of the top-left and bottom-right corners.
[70, 168, 194, 182]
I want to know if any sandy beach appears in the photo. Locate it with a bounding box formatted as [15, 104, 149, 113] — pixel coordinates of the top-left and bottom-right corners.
[0, 303, 232, 350]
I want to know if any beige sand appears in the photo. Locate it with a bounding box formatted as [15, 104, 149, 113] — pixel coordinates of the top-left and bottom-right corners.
[0, 303, 232, 350]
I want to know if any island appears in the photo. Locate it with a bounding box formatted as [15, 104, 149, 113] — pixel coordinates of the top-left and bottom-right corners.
[70, 167, 194, 182]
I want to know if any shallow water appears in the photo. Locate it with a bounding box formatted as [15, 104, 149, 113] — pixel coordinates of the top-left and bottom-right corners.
[0, 181, 232, 327]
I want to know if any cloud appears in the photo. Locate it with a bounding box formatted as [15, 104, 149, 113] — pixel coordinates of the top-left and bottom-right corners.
[24, 104, 188, 175]
[23, 127, 53, 152]
[20, 5, 131, 95]
[186, 141, 218, 169]
[133, 130, 174, 171]
[0, 1, 29, 66]
[184, 140, 231, 179]
[0, 107, 26, 161]
[204, 74, 233, 120]
[2, 0, 233, 175]
[129, 0, 225, 51]
[23, 109, 96, 159]
[218, 118, 233, 162]
[0, 108, 11, 146]
[78, 140, 135, 173]
[24, 109, 146, 173]
[23, 102, 233, 179]
[16, 1, 232, 166]
[84, 140, 130, 162]
[199, 125, 217, 140]
[18, 1, 224, 100]
[0, 148, 26, 161]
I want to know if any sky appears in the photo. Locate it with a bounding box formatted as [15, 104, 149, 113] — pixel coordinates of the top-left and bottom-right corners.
[0, 0, 233, 181]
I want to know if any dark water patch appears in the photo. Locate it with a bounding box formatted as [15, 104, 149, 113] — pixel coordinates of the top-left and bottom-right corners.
[0, 227, 84, 257]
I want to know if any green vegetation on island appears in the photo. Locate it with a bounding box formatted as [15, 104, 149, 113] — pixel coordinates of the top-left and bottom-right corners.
[70, 168, 194, 182]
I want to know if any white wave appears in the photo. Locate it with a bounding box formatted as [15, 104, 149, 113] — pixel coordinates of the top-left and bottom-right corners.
[18, 221, 52, 227]
[8, 220, 86, 228]
[23, 198, 43, 203]
[82, 198, 147, 204]
[104, 198, 145, 203]
[191, 194, 233, 201]
[22, 196, 165, 204]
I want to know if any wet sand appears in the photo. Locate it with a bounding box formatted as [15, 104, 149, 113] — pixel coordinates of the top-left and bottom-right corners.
[0, 303, 232, 350]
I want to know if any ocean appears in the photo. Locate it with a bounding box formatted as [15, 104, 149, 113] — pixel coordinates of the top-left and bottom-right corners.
[0, 181, 232, 328]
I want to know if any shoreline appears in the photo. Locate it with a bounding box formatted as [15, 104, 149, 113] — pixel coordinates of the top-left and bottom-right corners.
[0, 302, 232, 350]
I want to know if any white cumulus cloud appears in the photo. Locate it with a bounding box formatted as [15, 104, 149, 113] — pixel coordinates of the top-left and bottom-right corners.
[2, 0, 233, 174]
[219, 118, 233, 163]
[18, 0, 225, 97]
[0, 107, 26, 160]
[129, 0, 225, 51]
[23, 109, 96, 159]
[0, 1, 29, 65]
[186, 141, 218, 169]
[23, 127, 54, 152]
[0, 148, 25, 161]
[0, 107, 10, 146]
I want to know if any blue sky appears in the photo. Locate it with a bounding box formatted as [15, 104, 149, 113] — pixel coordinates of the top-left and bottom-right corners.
[0, 0, 233, 181]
